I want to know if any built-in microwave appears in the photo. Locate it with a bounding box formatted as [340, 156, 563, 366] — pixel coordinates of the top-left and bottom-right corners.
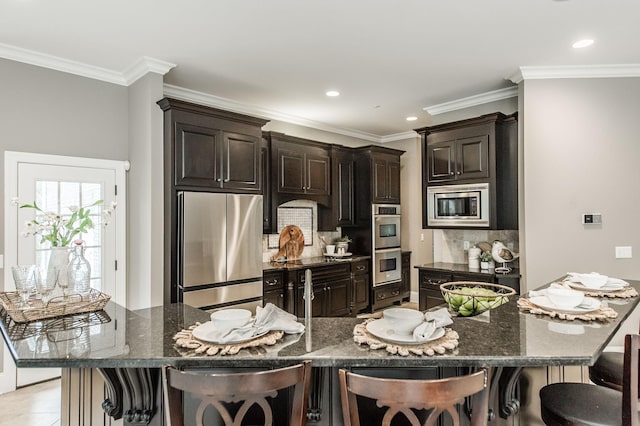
[426, 183, 490, 227]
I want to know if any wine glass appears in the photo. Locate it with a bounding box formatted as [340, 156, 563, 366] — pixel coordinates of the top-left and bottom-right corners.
[35, 267, 56, 305]
[11, 265, 36, 308]
[53, 266, 69, 299]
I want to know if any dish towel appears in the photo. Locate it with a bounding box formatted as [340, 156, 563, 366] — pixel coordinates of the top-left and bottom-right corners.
[413, 308, 453, 341]
[213, 303, 305, 344]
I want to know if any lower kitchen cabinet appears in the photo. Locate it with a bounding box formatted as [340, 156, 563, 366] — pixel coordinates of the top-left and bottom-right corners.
[351, 260, 370, 315]
[263, 270, 285, 310]
[372, 281, 402, 311]
[294, 263, 352, 317]
[401, 251, 411, 302]
[417, 265, 520, 311]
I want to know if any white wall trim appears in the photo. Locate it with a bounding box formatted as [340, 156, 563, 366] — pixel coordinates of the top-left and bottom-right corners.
[163, 84, 385, 143]
[424, 86, 519, 116]
[0, 42, 174, 86]
[380, 131, 420, 143]
[509, 64, 640, 84]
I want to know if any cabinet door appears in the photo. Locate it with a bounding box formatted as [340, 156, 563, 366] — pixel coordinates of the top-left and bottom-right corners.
[333, 149, 355, 226]
[305, 153, 330, 196]
[401, 253, 411, 298]
[261, 139, 272, 232]
[175, 123, 221, 188]
[418, 270, 452, 310]
[426, 140, 456, 183]
[456, 134, 489, 180]
[372, 157, 389, 203]
[387, 159, 401, 203]
[263, 289, 285, 309]
[222, 131, 261, 192]
[326, 277, 351, 317]
[277, 148, 306, 194]
[352, 273, 370, 313]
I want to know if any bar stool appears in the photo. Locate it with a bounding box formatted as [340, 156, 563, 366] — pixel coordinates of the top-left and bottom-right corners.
[590, 351, 624, 391]
[338, 368, 490, 426]
[539, 334, 639, 426]
[162, 361, 311, 426]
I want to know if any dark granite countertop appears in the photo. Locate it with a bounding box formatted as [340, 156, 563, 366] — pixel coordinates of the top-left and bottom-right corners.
[263, 255, 371, 272]
[2, 279, 638, 369]
[415, 262, 520, 279]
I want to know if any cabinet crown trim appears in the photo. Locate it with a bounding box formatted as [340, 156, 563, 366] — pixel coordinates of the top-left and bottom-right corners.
[157, 97, 269, 127]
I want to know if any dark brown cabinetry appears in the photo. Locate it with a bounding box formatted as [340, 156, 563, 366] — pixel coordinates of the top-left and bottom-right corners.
[372, 282, 402, 311]
[263, 270, 285, 310]
[331, 146, 355, 227]
[261, 137, 273, 233]
[159, 98, 268, 194]
[294, 263, 351, 317]
[417, 266, 520, 311]
[350, 260, 370, 314]
[416, 112, 518, 230]
[372, 152, 401, 204]
[400, 252, 411, 301]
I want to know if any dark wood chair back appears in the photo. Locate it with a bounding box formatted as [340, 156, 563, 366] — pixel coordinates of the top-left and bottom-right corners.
[339, 368, 489, 426]
[162, 361, 311, 426]
[623, 333, 640, 426]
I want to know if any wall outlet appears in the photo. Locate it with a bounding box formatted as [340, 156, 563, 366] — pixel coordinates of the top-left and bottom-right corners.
[420, 233, 424, 242]
[615, 246, 633, 259]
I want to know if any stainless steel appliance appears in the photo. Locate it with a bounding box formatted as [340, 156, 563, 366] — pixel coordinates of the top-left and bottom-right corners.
[372, 204, 402, 286]
[373, 248, 402, 286]
[178, 192, 263, 312]
[373, 204, 401, 249]
[426, 183, 489, 227]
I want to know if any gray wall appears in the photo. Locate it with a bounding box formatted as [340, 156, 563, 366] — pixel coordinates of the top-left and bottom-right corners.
[0, 59, 129, 294]
[521, 77, 640, 287]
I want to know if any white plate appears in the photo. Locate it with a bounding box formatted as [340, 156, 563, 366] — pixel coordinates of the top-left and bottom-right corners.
[191, 321, 269, 344]
[567, 279, 628, 293]
[324, 252, 352, 258]
[365, 319, 445, 345]
[528, 296, 601, 314]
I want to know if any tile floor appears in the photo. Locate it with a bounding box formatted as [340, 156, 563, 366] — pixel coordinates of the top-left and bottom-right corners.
[0, 378, 61, 426]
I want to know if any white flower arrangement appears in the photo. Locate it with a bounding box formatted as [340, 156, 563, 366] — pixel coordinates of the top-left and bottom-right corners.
[12, 197, 117, 247]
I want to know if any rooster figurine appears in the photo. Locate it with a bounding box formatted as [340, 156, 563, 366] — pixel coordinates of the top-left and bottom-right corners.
[491, 240, 519, 273]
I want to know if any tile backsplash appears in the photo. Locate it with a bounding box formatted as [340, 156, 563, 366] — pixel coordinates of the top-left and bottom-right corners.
[433, 229, 519, 266]
[262, 199, 340, 262]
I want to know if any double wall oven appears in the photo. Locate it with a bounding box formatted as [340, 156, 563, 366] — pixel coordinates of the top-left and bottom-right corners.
[372, 204, 402, 286]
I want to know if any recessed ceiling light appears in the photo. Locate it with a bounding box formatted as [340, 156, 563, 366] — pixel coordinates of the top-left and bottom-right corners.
[572, 39, 594, 49]
[406, 116, 418, 121]
[326, 90, 340, 97]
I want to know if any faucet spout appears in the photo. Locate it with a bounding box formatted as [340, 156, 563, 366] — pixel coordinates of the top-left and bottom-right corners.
[304, 268, 313, 352]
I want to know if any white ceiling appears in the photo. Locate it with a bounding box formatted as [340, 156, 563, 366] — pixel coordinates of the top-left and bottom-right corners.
[1, 0, 639, 141]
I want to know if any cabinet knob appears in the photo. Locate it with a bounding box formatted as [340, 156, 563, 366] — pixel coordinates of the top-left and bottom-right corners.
[391, 290, 400, 296]
[449, 172, 454, 175]
[456, 171, 461, 175]
[216, 178, 222, 182]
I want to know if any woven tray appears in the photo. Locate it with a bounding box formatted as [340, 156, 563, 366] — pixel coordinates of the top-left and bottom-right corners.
[173, 323, 285, 356]
[0, 289, 111, 323]
[517, 297, 618, 321]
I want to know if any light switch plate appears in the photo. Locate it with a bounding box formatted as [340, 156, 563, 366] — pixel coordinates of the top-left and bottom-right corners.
[582, 213, 602, 224]
[615, 246, 633, 259]
[0, 254, 3, 268]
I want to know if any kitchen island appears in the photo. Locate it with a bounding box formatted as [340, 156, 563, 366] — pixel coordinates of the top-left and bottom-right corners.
[1, 278, 639, 425]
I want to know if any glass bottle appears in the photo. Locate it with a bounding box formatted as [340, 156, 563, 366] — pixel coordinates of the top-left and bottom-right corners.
[67, 241, 91, 296]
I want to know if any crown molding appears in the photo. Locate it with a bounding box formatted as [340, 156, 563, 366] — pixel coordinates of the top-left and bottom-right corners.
[122, 56, 176, 85]
[380, 131, 419, 143]
[509, 64, 640, 83]
[0, 42, 175, 86]
[163, 84, 386, 143]
[423, 86, 518, 116]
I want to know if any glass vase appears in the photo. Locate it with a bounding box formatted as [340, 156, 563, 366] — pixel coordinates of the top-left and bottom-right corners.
[67, 243, 91, 296]
[47, 247, 70, 294]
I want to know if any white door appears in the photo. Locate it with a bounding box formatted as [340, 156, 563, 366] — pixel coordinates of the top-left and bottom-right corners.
[2, 152, 127, 393]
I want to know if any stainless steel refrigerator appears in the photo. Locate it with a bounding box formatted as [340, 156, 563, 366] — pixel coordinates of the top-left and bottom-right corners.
[178, 192, 263, 312]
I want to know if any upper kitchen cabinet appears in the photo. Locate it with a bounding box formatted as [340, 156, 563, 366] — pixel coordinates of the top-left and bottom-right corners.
[425, 134, 488, 183]
[158, 98, 268, 194]
[353, 146, 404, 225]
[330, 145, 355, 227]
[265, 132, 331, 207]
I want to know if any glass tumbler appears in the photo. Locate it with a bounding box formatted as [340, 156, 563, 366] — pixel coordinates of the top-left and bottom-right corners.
[11, 265, 36, 308]
[35, 267, 56, 305]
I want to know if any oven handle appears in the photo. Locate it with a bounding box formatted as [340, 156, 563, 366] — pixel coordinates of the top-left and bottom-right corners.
[374, 214, 401, 219]
[374, 247, 402, 254]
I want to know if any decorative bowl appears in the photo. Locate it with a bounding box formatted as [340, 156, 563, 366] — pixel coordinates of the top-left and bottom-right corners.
[546, 286, 585, 309]
[440, 282, 515, 317]
[210, 308, 252, 331]
[382, 307, 424, 335]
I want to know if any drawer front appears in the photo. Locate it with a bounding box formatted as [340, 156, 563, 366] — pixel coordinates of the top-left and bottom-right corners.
[351, 260, 369, 275]
[263, 271, 284, 290]
[297, 263, 351, 283]
[452, 272, 494, 283]
[419, 271, 452, 288]
[373, 282, 401, 303]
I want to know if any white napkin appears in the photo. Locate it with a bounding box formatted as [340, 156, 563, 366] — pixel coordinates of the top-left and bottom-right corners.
[413, 308, 453, 341]
[528, 282, 567, 298]
[213, 303, 305, 344]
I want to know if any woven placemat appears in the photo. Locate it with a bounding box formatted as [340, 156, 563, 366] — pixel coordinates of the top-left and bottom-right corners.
[517, 298, 618, 321]
[571, 286, 638, 299]
[173, 323, 285, 356]
[353, 318, 459, 357]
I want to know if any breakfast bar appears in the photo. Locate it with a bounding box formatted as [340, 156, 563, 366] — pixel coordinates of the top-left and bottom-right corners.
[1, 278, 639, 425]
